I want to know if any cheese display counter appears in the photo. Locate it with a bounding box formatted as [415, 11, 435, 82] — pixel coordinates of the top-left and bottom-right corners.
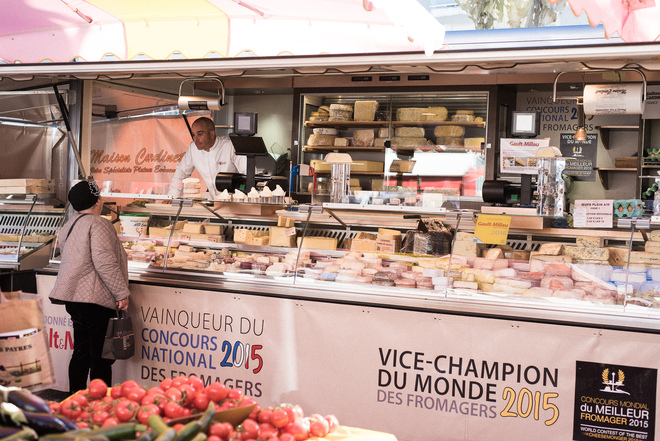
[38, 196, 660, 441]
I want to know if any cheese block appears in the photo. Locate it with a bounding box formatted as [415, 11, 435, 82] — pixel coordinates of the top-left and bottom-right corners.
[645, 241, 660, 254]
[353, 100, 378, 121]
[355, 231, 378, 240]
[313, 127, 338, 135]
[483, 248, 504, 259]
[277, 216, 296, 228]
[464, 138, 485, 151]
[183, 222, 204, 234]
[562, 246, 609, 261]
[433, 125, 465, 138]
[451, 114, 476, 122]
[269, 226, 297, 247]
[233, 229, 268, 244]
[538, 243, 563, 255]
[353, 129, 375, 147]
[456, 232, 476, 242]
[453, 281, 479, 290]
[329, 109, 353, 119]
[421, 107, 448, 122]
[390, 137, 428, 147]
[436, 137, 464, 147]
[378, 128, 390, 138]
[249, 235, 270, 246]
[297, 236, 338, 250]
[453, 240, 486, 258]
[503, 250, 530, 260]
[395, 127, 425, 138]
[378, 228, 402, 240]
[396, 108, 426, 122]
[351, 238, 378, 252]
[650, 230, 660, 242]
[308, 134, 336, 146]
[529, 254, 572, 272]
[334, 137, 350, 147]
[456, 110, 474, 115]
[374, 137, 387, 147]
[329, 104, 353, 112]
[204, 224, 224, 235]
[576, 236, 603, 247]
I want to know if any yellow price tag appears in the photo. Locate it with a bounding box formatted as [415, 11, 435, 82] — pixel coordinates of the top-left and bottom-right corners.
[473, 214, 511, 245]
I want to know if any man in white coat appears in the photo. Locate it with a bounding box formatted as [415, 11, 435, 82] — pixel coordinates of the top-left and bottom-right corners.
[169, 117, 247, 199]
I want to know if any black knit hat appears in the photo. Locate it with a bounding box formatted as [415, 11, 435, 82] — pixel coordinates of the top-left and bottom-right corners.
[68, 180, 100, 211]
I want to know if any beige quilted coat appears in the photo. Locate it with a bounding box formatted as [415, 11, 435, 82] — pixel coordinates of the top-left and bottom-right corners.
[49, 214, 130, 309]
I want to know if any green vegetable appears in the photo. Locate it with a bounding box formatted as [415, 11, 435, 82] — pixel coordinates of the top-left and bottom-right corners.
[147, 415, 169, 436]
[154, 428, 176, 441]
[87, 423, 147, 441]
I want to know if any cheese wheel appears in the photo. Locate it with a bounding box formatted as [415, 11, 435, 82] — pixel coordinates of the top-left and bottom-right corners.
[378, 128, 390, 138]
[329, 109, 353, 119]
[313, 127, 338, 135]
[436, 137, 464, 147]
[395, 127, 425, 138]
[353, 129, 375, 147]
[422, 107, 448, 122]
[433, 125, 465, 137]
[451, 114, 476, 122]
[308, 134, 337, 146]
[390, 137, 428, 147]
[334, 137, 350, 147]
[374, 137, 387, 147]
[329, 104, 353, 112]
[396, 108, 426, 122]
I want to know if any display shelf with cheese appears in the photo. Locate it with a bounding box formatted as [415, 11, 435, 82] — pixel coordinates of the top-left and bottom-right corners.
[298, 91, 488, 201]
[62, 198, 660, 331]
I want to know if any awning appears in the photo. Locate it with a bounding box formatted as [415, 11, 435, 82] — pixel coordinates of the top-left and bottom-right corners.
[0, 0, 445, 64]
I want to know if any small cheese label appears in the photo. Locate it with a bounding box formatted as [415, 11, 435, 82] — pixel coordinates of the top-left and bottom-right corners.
[284, 227, 297, 237]
[473, 214, 511, 245]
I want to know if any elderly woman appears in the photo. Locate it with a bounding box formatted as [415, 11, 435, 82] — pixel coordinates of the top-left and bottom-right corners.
[49, 180, 130, 394]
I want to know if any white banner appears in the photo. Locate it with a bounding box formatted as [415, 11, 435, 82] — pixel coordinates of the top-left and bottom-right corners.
[36, 275, 660, 441]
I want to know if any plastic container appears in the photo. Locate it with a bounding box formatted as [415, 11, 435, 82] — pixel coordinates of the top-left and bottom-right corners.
[119, 214, 150, 236]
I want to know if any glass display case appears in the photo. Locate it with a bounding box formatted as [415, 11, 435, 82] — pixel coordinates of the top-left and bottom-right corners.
[297, 91, 488, 210]
[45, 186, 660, 331]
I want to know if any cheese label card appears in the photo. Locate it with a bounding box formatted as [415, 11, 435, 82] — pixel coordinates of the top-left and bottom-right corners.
[573, 200, 613, 228]
[285, 227, 297, 237]
[473, 214, 511, 245]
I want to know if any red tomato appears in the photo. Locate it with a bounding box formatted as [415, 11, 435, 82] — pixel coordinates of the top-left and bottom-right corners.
[182, 408, 192, 417]
[325, 415, 339, 433]
[226, 388, 243, 401]
[179, 384, 197, 407]
[115, 399, 139, 422]
[110, 386, 123, 400]
[207, 436, 221, 441]
[88, 379, 108, 400]
[205, 382, 227, 403]
[76, 421, 90, 429]
[239, 397, 256, 408]
[278, 434, 295, 441]
[120, 380, 140, 397]
[91, 410, 110, 426]
[240, 418, 259, 439]
[188, 376, 205, 392]
[163, 401, 184, 419]
[257, 408, 272, 424]
[164, 387, 183, 403]
[258, 422, 276, 438]
[147, 387, 165, 396]
[172, 423, 186, 432]
[127, 387, 147, 403]
[193, 392, 211, 412]
[69, 393, 88, 408]
[160, 378, 173, 391]
[102, 417, 119, 427]
[283, 418, 310, 441]
[58, 400, 82, 420]
[208, 422, 233, 439]
[171, 375, 189, 388]
[49, 402, 60, 414]
[77, 410, 90, 422]
[269, 408, 289, 429]
[309, 417, 329, 437]
[137, 404, 160, 425]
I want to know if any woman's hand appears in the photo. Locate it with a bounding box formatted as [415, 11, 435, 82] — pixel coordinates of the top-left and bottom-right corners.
[117, 297, 129, 311]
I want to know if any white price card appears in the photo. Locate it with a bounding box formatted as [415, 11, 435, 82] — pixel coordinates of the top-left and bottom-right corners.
[573, 200, 613, 228]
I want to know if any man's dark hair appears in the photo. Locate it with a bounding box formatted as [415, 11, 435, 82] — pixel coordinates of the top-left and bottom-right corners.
[194, 117, 215, 131]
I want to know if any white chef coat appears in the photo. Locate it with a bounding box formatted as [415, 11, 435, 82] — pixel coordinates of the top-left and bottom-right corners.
[169, 136, 247, 199]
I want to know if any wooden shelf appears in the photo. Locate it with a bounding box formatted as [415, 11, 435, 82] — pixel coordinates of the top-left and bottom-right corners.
[304, 120, 485, 129]
[595, 167, 637, 190]
[314, 171, 384, 176]
[596, 125, 639, 150]
[303, 145, 385, 153]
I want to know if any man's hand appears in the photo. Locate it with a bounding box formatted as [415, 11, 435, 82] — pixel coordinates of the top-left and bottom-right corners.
[117, 297, 129, 311]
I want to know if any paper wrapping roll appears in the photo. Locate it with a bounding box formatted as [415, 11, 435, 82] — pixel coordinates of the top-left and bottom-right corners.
[583, 83, 644, 115]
